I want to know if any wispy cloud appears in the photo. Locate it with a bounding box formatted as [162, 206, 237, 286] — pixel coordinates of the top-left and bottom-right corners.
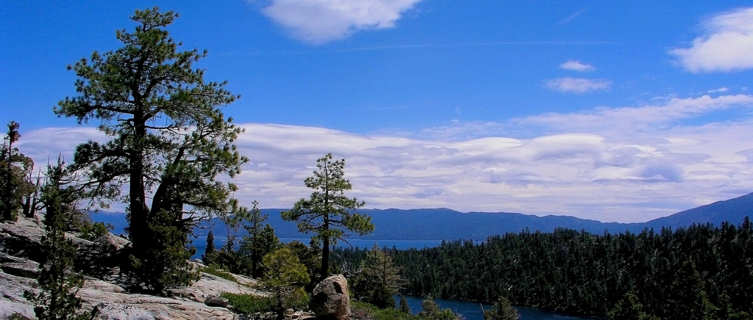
[259, 0, 423, 44]
[558, 8, 586, 25]
[519, 94, 753, 132]
[670, 7, 753, 72]
[18, 93, 753, 222]
[559, 60, 595, 72]
[545, 77, 611, 93]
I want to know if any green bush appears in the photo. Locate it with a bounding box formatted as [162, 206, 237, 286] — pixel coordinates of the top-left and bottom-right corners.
[221, 293, 276, 314]
[201, 265, 236, 282]
[78, 221, 112, 241]
[284, 287, 310, 310]
[352, 301, 420, 320]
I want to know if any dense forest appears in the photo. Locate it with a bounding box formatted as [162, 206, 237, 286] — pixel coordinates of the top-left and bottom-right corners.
[335, 220, 753, 319]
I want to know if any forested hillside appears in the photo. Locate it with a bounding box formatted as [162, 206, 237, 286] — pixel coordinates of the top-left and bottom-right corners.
[336, 220, 753, 319]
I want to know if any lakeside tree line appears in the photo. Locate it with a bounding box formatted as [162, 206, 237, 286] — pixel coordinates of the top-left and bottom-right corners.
[337, 221, 753, 320]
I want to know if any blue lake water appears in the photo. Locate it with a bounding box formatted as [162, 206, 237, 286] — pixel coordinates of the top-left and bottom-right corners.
[190, 237, 444, 258]
[397, 296, 589, 320]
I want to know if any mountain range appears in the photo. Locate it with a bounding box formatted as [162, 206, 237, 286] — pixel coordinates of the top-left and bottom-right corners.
[91, 193, 753, 240]
[90, 192, 753, 242]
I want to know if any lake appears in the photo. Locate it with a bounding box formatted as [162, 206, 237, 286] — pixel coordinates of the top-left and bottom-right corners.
[190, 236, 445, 258]
[397, 295, 589, 320]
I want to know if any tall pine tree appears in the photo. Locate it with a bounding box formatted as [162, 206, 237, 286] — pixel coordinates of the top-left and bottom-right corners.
[0, 121, 34, 221]
[239, 200, 272, 277]
[282, 153, 373, 280]
[24, 159, 95, 320]
[55, 7, 247, 293]
[202, 230, 216, 265]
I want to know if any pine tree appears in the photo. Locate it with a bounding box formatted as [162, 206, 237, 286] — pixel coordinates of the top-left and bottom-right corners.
[419, 297, 458, 320]
[607, 291, 659, 320]
[131, 207, 199, 293]
[484, 296, 519, 320]
[399, 295, 411, 314]
[419, 297, 439, 317]
[22, 165, 42, 219]
[239, 223, 281, 277]
[1, 121, 34, 221]
[239, 201, 272, 277]
[202, 230, 216, 265]
[667, 260, 718, 320]
[354, 245, 404, 308]
[215, 231, 242, 273]
[282, 153, 374, 280]
[263, 248, 310, 319]
[24, 159, 95, 320]
[283, 240, 320, 289]
[55, 7, 247, 293]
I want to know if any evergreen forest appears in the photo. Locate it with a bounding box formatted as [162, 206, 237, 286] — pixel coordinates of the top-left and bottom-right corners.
[335, 221, 753, 319]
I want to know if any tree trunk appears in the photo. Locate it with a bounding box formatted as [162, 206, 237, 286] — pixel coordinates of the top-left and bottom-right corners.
[320, 213, 330, 280]
[128, 116, 149, 249]
[2, 143, 13, 220]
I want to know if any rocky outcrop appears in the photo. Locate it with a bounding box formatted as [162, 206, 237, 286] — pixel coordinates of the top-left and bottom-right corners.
[0, 269, 37, 319]
[170, 264, 267, 303]
[311, 274, 351, 320]
[0, 215, 273, 320]
[0, 251, 39, 278]
[80, 285, 239, 320]
[0, 214, 129, 276]
[0, 215, 46, 260]
[0, 253, 258, 320]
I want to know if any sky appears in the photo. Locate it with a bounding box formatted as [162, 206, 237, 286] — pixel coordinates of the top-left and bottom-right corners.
[2, 1, 753, 222]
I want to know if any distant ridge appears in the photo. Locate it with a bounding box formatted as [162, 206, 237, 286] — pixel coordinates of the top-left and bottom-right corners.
[643, 192, 753, 230]
[90, 192, 753, 241]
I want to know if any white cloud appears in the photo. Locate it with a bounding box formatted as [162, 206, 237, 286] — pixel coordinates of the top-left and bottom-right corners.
[559, 60, 595, 72]
[670, 7, 753, 73]
[260, 0, 422, 44]
[545, 77, 611, 93]
[17, 93, 753, 223]
[519, 94, 753, 133]
[557, 9, 586, 25]
[707, 87, 729, 94]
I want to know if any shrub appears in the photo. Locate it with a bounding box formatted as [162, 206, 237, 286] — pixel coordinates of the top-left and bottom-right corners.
[78, 221, 112, 241]
[221, 293, 276, 314]
[202, 264, 237, 282]
[263, 247, 310, 315]
[351, 301, 419, 320]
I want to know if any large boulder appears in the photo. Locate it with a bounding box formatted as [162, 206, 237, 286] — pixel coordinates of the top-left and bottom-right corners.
[310, 274, 350, 320]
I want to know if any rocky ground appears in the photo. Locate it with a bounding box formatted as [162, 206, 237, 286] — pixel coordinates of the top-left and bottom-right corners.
[0, 215, 318, 320]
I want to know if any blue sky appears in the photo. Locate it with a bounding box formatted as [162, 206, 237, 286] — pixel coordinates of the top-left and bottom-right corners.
[2, 1, 753, 222]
